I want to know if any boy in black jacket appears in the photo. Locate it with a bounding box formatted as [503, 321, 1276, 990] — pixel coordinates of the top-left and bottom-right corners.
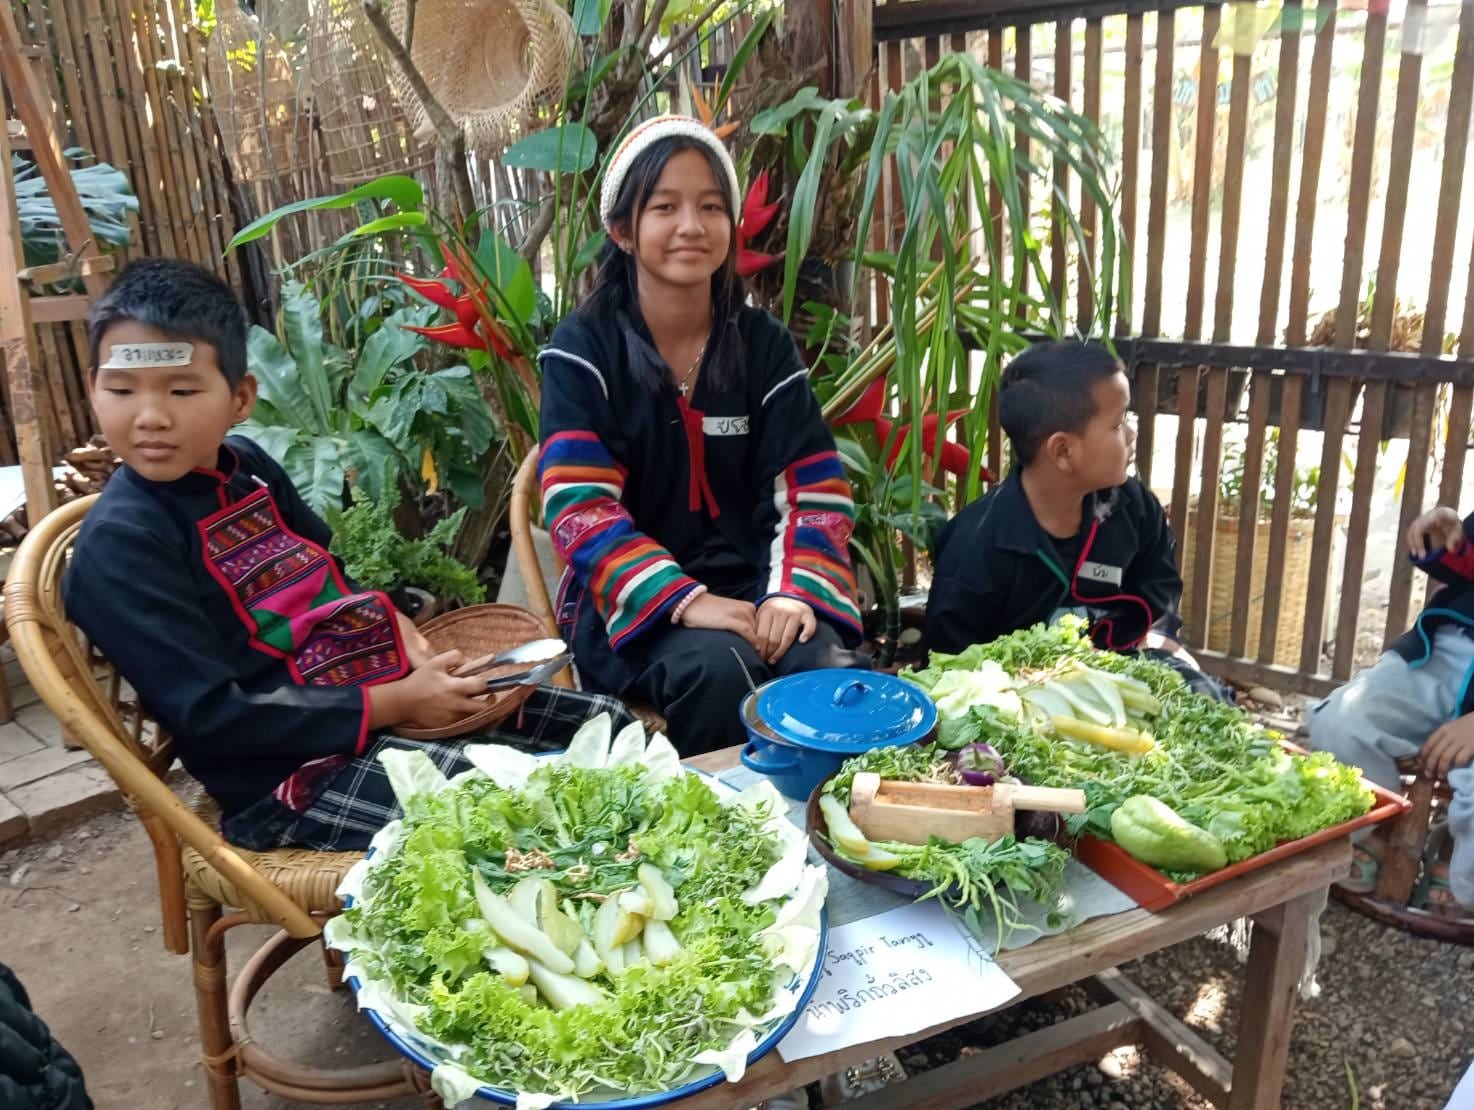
[63, 259, 629, 853]
[925, 341, 1218, 692]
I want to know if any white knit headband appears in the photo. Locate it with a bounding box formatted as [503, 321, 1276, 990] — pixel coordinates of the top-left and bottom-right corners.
[599, 115, 742, 229]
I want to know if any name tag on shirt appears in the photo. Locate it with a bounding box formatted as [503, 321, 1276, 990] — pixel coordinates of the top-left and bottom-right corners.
[1078, 560, 1124, 586]
[703, 415, 750, 437]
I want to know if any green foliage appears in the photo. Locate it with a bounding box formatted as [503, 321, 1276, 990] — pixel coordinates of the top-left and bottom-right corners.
[13, 155, 137, 282]
[328, 485, 485, 605]
[237, 282, 496, 514]
[899, 619, 1374, 867]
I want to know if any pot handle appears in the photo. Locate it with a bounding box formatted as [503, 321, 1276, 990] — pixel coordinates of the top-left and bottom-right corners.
[833, 679, 871, 707]
[741, 740, 800, 775]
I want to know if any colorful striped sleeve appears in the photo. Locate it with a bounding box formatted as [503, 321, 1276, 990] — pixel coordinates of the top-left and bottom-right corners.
[540, 430, 701, 650]
[759, 450, 863, 639]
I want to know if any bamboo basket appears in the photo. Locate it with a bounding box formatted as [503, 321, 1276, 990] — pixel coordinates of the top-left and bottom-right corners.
[1175, 504, 1327, 669]
[397, 604, 547, 740]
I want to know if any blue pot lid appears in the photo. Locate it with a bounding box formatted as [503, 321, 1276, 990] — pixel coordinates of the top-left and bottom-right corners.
[751, 669, 937, 753]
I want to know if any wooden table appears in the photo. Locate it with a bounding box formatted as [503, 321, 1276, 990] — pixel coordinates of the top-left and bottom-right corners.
[678, 745, 1350, 1110]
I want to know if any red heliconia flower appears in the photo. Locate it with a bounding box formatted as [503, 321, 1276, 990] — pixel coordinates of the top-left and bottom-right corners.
[736, 170, 783, 278]
[832, 379, 886, 427]
[397, 243, 516, 360]
[837, 379, 994, 484]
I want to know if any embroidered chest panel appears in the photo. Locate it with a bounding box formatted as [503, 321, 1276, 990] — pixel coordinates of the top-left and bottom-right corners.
[199, 489, 405, 688]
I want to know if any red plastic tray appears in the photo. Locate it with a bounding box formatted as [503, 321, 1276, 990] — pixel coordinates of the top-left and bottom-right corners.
[1074, 743, 1411, 911]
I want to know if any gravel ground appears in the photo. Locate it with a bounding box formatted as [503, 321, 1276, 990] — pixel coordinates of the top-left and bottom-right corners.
[872, 898, 1471, 1110]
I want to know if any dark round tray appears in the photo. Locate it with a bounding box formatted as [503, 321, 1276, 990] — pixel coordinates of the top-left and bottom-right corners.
[803, 769, 1063, 899]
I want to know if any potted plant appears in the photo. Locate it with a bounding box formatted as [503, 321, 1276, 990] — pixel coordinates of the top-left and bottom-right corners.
[328, 484, 487, 623]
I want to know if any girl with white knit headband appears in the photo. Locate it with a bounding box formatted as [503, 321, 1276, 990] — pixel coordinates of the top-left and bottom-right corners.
[536, 115, 872, 754]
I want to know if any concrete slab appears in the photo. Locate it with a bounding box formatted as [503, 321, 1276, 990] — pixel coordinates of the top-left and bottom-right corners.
[0, 746, 94, 791]
[14, 701, 65, 748]
[0, 720, 44, 762]
[9, 763, 122, 839]
[0, 792, 25, 846]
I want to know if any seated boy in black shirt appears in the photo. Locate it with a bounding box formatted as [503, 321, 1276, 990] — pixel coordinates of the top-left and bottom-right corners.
[63, 259, 630, 852]
[925, 341, 1220, 693]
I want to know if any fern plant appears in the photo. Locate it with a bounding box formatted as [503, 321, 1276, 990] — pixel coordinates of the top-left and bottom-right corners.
[328, 485, 486, 607]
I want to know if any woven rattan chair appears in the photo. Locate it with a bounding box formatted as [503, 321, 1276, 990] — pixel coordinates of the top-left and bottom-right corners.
[3, 496, 440, 1109]
[509, 447, 668, 733]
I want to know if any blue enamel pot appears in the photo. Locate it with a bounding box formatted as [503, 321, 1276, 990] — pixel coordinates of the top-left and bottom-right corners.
[738, 669, 937, 800]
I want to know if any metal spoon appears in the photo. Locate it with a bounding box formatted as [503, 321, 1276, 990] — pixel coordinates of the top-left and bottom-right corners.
[482, 653, 573, 691]
[454, 637, 568, 679]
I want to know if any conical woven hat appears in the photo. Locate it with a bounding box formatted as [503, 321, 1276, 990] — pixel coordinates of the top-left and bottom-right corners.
[384, 0, 573, 152]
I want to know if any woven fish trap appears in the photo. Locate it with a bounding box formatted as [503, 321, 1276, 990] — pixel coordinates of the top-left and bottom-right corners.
[205, 1, 303, 186]
[306, 0, 432, 185]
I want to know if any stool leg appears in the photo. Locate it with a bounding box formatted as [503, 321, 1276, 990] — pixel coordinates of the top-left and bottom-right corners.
[188, 897, 242, 1110]
[1376, 773, 1436, 904]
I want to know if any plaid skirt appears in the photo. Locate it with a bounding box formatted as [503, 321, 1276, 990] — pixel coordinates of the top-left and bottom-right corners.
[221, 686, 635, 853]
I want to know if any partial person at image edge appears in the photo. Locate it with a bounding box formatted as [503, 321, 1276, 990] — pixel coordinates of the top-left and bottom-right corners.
[0, 961, 93, 1110]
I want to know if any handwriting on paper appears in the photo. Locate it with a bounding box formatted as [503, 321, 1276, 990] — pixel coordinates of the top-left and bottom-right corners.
[777, 901, 1020, 1062]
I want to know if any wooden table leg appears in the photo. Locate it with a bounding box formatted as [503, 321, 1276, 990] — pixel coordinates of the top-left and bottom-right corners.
[1226, 890, 1320, 1110]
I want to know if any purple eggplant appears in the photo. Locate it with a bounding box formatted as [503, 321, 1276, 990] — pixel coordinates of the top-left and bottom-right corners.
[949, 742, 1007, 786]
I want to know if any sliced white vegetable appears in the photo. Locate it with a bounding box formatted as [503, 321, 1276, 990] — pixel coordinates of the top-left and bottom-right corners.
[641, 919, 682, 966]
[527, 960, 607, 1010]
[742, 820, 806, 906]
[639, 732, 684, 783]
[572, 938, 603, 978]
[622, 938, 644, 967]
[617, 888, 655, 918]
[430, 1062, 485, 1106]
[1051, 676, 1113, 725]
[692, 1028, 757, 1083]
[818, 794, 872, 856]
[1020, 684, 1073, 720]
[591, 896, 627, 974]
[516, 984, 539, 1007]
[461, 744, 541, 789]
[560, 714, 611, 769]
[471, 872, 575, 974]
[1080, 669, 1128, 727]
[378, 748, 452, 807]
[729, 778, 785, 818]
[607, 719, 647, 766]
[637, 863, 679, 921]
[484, 946, 530, 987]
[542, 906, 583, 957]
[507, 876, 543, 924]
[858, 844, 906, 871]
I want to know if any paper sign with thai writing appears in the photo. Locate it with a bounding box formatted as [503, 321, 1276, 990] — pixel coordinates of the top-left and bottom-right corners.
[775, 901, 1020, 1062]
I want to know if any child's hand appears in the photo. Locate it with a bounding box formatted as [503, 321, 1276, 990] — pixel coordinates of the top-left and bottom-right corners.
[756, 597, 817, 663]
[369, 650, 488, 730]
[1407, 506, 1465, 559]
[395, 610, 437, 670]
[679, 593, 759, 648]
[1422, 714, 1474, 780]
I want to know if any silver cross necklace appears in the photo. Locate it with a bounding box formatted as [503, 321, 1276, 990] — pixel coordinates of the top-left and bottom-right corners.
[676, 343, 706, 398]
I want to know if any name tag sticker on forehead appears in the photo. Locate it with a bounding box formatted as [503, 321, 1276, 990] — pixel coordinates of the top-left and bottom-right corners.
[1079, 560, 1124, 586]
[100, 342, 194, 369]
